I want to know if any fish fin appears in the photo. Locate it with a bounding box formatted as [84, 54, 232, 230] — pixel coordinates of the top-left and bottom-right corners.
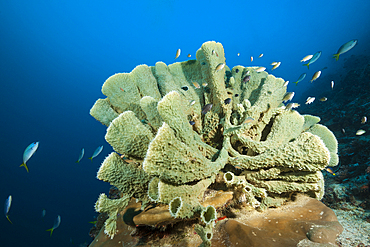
[46, 228, 54, 236]
[88, 157, 93, 162]
[76, 160, 79, 163]
[333, 53, 340, 61]
[293, 81, 298, 85]
[20, 163, 29, 173]
[6, 215, 12, 224]
[303, 63, 309, 69]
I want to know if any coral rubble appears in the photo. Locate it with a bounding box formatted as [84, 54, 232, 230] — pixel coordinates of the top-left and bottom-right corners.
[89, 41, 341, 246]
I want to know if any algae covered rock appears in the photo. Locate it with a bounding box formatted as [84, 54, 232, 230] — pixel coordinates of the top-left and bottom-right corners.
[89, 41, 339, 245]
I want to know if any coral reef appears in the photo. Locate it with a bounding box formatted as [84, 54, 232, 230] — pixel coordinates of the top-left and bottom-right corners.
[89, 41, 340, 246]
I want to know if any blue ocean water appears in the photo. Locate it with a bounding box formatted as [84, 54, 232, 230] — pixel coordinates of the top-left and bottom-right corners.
[0, 1, 369, 246]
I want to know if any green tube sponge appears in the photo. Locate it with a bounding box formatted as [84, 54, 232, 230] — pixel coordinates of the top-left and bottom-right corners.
[307, 124, 339, 167]
[94, 193, 131, 239]
[231, 132, 330, 172]
[101, 65, 161, 118]
[200, 205, 217, 225]
[143, 121, 228, 184]
[194, 223, 214, 247]
[90, 98, 119, 126]
[97, 152, 151, 204]
[169, 197, 183, 218]
[105, 111, 154, 159]
[139, 96, 163, 131]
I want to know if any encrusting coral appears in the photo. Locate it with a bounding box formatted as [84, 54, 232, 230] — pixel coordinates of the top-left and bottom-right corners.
[89, 41, 341, 246]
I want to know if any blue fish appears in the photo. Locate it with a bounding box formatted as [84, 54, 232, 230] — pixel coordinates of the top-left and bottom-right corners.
[89, 146, 103, 162]
[303, 51, 321, 69]
[46, 215, 61, 236]
[20, 142, 39, 172]
[76, 148, 84, 163]
[4, 195, 12, 224]
[293, 73, 306, 85]
[333, 39, 357, 61]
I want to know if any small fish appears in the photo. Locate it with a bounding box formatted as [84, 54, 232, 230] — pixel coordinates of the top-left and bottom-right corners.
[192, 81, 200, 89]
[303, 51, 321, 69]
[331, 81, 334, 89]
[301, 55, 313, 62]
[237, 53, 240, 56]
[120, 87, 124, 92]
[76, 148, 84, 163]
[224, 98, 231, 104]
[310, 71, 321, 82]
[189, 121, 195, 126]
[285, 103, 300, 110]
[175, 49, 181, 59]
[271, 62, 281, 70]
[283, 81, 289, 87]
[341, 128, 346, 134]
[187, 54, 191, 58]
[325, 167, 336, 176]
[235, 94, 239, 97]
[361, 116, 367, 124]
[259, 53, 263, 58]
[255, 67, 266, 73]
[201, 104, 213, 114]
[243, 75, 251, 83]
[202, 82, 208, 87]
[181, 86, 189, 91]
[282, 92, 295, 102]
[305, 97, 315, 104]
[333, 39, 358, 61]
[4, 195, 12, 224]
[243, 117, 254, 124]
[20, 142, 39, 172]
[89, 146, 103, 162]
[215, 216, 227, 223]
[46, 215, 61, 237]
[189, 100, 196, 106]
[42, 209, 46, 218]
[319, 97, 327, 102]
[212, 50, 215, 55]
[250, 56, 253, 62]
[356, 129, 366, 136]
[293, 73, 306, 85]
[215, 63, 225, 72]
[89, 221, 97, 224]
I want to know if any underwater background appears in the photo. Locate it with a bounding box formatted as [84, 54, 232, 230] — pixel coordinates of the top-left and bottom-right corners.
[0, 1, 369, 246]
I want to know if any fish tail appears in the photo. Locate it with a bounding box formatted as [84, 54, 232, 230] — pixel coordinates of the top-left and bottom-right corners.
[89, 157, 93, 162]
[293, 81, 298, 85]
[46, 228, 54, 237]
[20, 163, 29, 173]
[76, 160, 79, 163]
[6, 215, 12, 224]
[303, 63, 309, 69]
[333, 53, 340, 61]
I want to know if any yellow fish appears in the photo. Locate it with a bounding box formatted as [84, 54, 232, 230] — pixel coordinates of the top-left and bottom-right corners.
[250, 56, 253, 62]
[175, 49, 181, 59]
[300, 55, 313, 62]
[310, 71, 321, 82]
[187, 54, 191, 58]
[319, 97, 327, 102]
[237, 53, 240, 56]
[192, 81, 200, 89]
[361, 116, 367, 124]
[325, 167, 336, 175]
[215, 63, 225, 72]
[255, 67, 266, 72]
[271, 62, 281, 70]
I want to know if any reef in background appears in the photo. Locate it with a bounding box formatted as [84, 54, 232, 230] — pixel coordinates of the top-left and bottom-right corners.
[88, 41, 343, 246]
[299, 54, 370, 246]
